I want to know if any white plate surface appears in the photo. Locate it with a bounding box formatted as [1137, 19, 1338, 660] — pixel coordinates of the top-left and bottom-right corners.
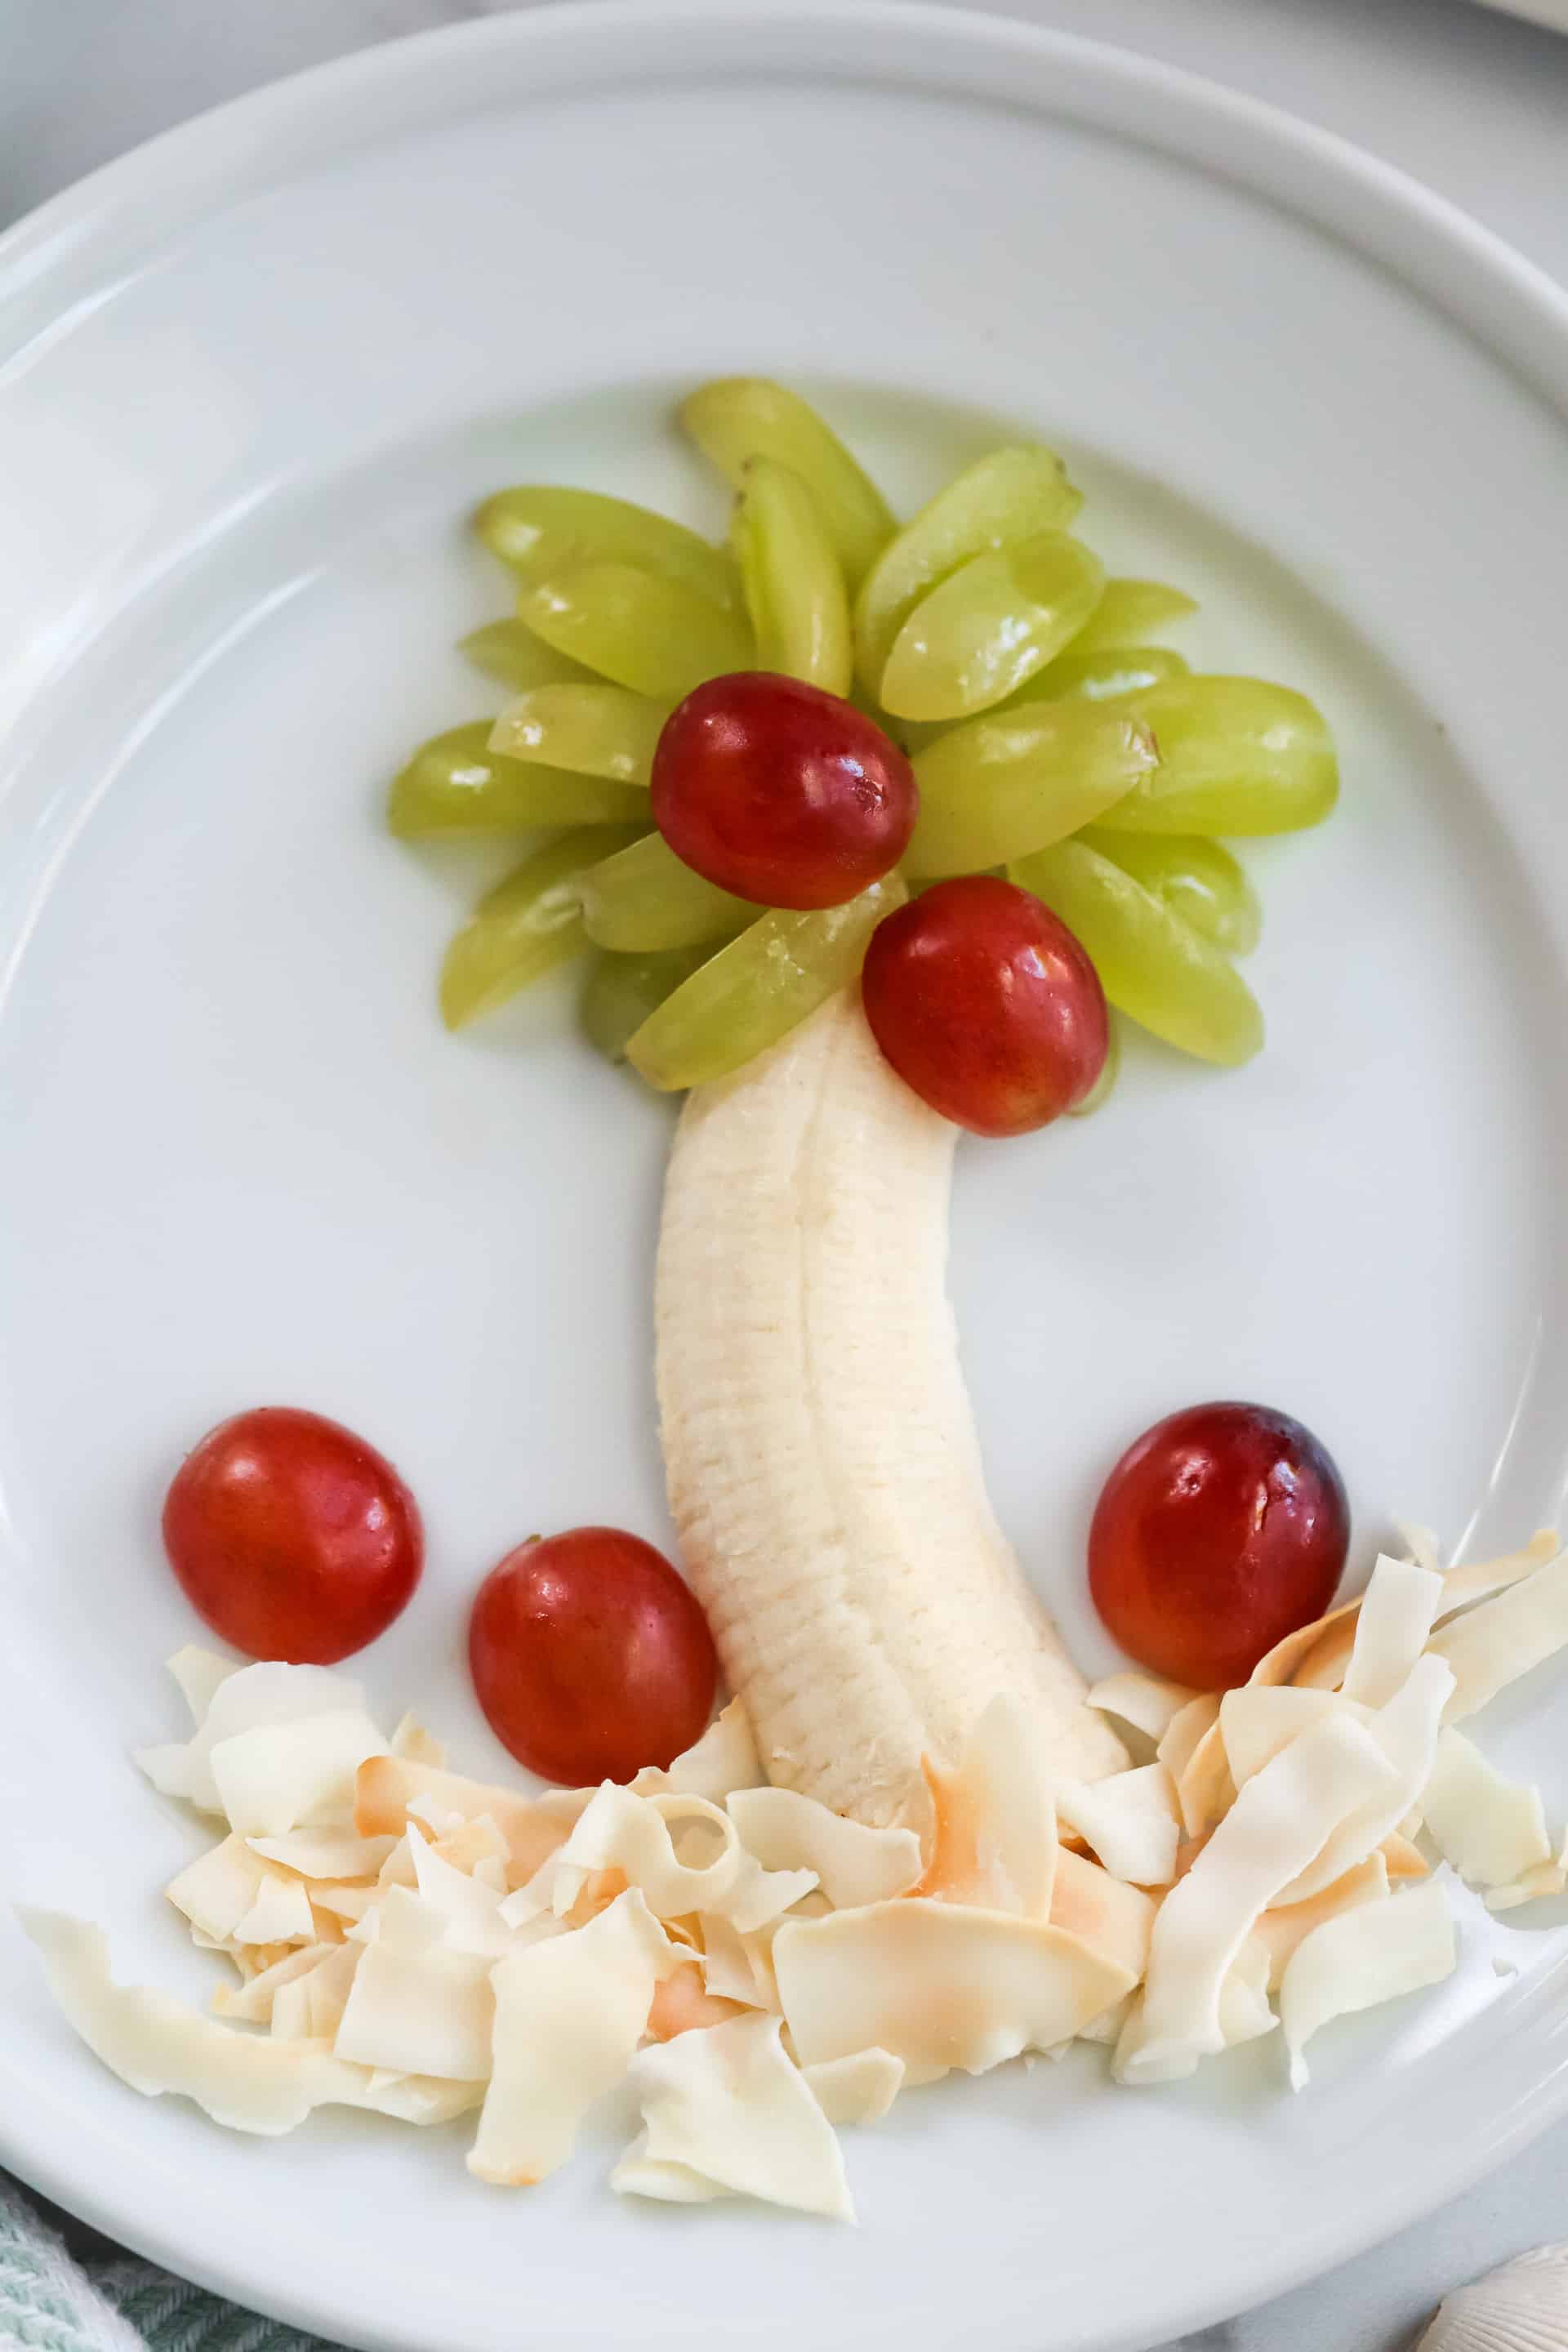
[2, 6, 1568, 2348]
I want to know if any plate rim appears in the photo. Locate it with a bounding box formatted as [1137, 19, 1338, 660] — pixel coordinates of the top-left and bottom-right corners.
[4, 3, 1568, 2345]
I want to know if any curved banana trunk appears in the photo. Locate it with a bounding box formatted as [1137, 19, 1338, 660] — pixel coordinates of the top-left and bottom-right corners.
[656, 989, 1127, 1831]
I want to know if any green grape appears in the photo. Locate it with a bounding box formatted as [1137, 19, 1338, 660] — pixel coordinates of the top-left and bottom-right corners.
[626, 876, 905, 1092]
[853, 445, 1080, 698]
[519, 562, 753, 702]
[880, 532, 1105, 722]
[906, 702, 1159, 875]
[1080, 827, 1262, 956]
[1091, 677, 1338, 835]
[1067, 1009, 1123, 1117]
[1011, 839, 1263, 1065]
[488, 684, 670, 785]
[1017, 644, 1190, 705]
[732, 457, 853, 696]
[439, 826, 644, 1030]
[457, 618, 601, 694]
[472, 488, 737, 610]
[581, 946, 710, 1063]
[679, 378, 895, 590]
[1069, 579, 1199, 652]
[579, 830, 755, 952]
[386, 723, 648, 835]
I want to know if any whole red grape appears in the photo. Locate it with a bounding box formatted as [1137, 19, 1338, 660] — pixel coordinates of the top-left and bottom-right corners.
[861, 874, 1107, 1135]
[163, 1406, 423, 1664]
[1089, 1401, 1350, 1688]
[650, 671, 917, 909]
[469, 1526, 718, 1785]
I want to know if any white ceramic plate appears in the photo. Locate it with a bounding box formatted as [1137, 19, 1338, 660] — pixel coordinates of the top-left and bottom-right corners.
[2, 6, 1568, 2347]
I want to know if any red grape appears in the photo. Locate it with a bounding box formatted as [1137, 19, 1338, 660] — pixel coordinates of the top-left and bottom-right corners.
[469, 1526, 717, 1785]
[1089, 1401, 1350, 1689]
[163, 1406, 423, 1664]
[650, 672, 917, 910]
[861, 875, 1107, 1135]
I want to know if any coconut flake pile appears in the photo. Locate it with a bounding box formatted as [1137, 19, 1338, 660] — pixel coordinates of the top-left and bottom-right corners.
[20, 1524, 1567, 2221]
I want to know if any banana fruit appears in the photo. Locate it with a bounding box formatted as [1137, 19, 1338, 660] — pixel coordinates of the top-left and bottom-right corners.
[655, 988, 1127, 1831]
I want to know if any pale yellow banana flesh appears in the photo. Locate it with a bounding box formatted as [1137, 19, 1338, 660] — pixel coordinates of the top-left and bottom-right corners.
[655, 990, 1128, 1831]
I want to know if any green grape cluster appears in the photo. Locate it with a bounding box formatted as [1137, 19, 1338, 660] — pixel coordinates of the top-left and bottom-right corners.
[388, 380, 1339, 1098]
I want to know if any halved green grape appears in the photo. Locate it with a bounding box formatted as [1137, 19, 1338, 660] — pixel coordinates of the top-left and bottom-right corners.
[626, 875, 906, 1092]
[457, 618, 601, 694]
[1011, 839, 1263, 1065]
[488, 684, 670, 785]
[1069, 578, 1199, 652]
[679, 378, 895, 590]
[732, 458, 853, 696]
[1067, 1009, 1123, 1117]
[579, 830, 754, 953]
[1092, 677, 1338, 835]
[907, 702, 1159, 875]
[1080, 826, 1262, 956]
[520, 562, 754, 702]
[439, 826, 645, 1030]
[387, 723, 648, 835]
[853, 445, 1080, 698]
[581, 946, 709, 1064]
[472, 488, 737, 610]
[880, 532, 1105, 722]
[1017, 643, 1190, 705]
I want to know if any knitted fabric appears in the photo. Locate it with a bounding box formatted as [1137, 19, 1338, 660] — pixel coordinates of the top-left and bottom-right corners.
[0, 2180, 332, 2352]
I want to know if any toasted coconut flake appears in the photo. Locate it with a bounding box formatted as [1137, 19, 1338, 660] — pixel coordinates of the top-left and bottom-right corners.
[1341, 1558, 1444, 1708]
[698, 1913, 780, 2011]
[1116, 1712, 1400, 2083]
[915, 1695, 1058, 1919]
[802, 2048, 904, 2125]
[1254, 1856, 1389, 1989]
[211, 1711, 386, 1838]
[727, 1788, 921, 1909]
[1248, 1600, 1361, 1693]
[1057, 1766, 1179, 1888]
[354, 1755, 582, 1883]
[333, 1891, 496, 2080]
[632, 1700, 763, 1804]
[547, 1787, 745, 1920]
[1086, 1672, 1200, 1745]
[1433, 1530, 1560, 1623]
[1420, 1730, 1552, 1888]
[1428, 1543, 1568, 1722]
[1218, 1936, 1277, 2048]
[246, 1829, 397, 1882]
[1049, 1848, 1155, 1980]
[1485, 1833, 1568, 1913]
[211, 1944, 328, 2024]
[1380, 1832, 1430, 1881]
[1077, 1993, 1134, 2047]
[405, 1823, 516, 1958]
[232, 1873, 316, 1947]
[390, 1713, 447, 1769]
[1280, 1879, 1454, 2088]
[647, 1962, 746, 2042]
[612, 2013, 853, 2221]
[136, 1664, 373, 1815]
[167, 1646, 242, 1728]
[21, 1910, 480, 2132]
[1219, 1686, 1353, 1788]
[1276, 1655, 1454, 1905]
[468, 1889, 680, 2187]
[430, 1817, 508, 1875]
[166, 1837, 274, 1943]
[1157, 1695, 1221, 1784]
[270, 1974, 314, 2041]
[1394, 1522, 1443, 1575]
[302, 1941, 363, 2039]
[774, 1898, 1134, 2076]
[1173, 1724, 1234, 1839]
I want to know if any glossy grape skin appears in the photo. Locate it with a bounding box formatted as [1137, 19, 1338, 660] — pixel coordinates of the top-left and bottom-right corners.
[626, 876, 905, 1092]
[1019, 644, 1190, 706]
[906, 702, 1158, 876]
[861, 875, 1107, 1136]
[880, 532, 1105, 722]
[1011, 838, 1263, 1066]
[651, 673, 917, 911]
[1080, 828, 1262, 956]
[457, 618, 601, 695]
[679, 378, 895, 590]
[732, 458, 853, 698]
[472, 486, 739, 610]
[469, 1528, 718, 1786]
[579, 830, 754, 953]
[387, 723, 645, 835]
[1067, 578, 1199, 652]
[581, 947, 708, 1064]
[1092, 677, 1338, 835]
[1067, 1009, 1123, 1118]
[853, 445, 1080, 698]
[488, 684, 670, 785]
[439, 826, 644, 1029]
[519, 563, 753, 702]
[1089, 1402, 1351, 1689]
[163, 1407, 423, 1665]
